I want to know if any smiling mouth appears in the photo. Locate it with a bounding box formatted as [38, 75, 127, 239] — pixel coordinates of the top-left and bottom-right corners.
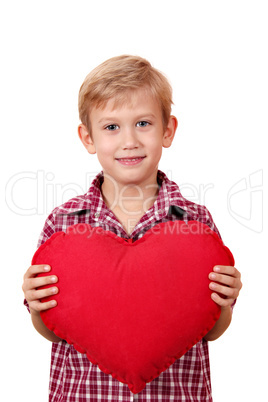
[116, 157, 145, 161]
[115, 156, 146, 165]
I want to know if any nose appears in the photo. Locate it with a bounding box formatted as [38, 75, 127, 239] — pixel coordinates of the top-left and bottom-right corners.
[121, 127, 139, 150]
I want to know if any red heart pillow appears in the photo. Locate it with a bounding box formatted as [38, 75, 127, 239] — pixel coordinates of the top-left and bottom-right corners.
[33, 221, 234, 394]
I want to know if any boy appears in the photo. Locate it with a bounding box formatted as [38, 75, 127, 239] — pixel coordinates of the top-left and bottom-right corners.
[22, 55, 242, 401]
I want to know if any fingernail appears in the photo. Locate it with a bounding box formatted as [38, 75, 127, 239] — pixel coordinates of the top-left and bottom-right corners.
[209, 273, 217, 280]
[214, 266, 221, 272]
[51, 276, 57, 283]
[50, 300, 57, 307]
[50, 287, 58, 294]
[44, 266, 50, 271]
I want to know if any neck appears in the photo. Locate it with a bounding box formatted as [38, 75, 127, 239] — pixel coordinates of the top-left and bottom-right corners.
[100, 173, 160, 216]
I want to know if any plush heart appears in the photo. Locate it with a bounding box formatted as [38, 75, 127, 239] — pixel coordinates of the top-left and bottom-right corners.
[33, 221, 234, 394]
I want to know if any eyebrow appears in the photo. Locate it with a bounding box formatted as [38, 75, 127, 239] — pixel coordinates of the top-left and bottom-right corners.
[97, 118, 116, 125]
[97, 114, 157, 125]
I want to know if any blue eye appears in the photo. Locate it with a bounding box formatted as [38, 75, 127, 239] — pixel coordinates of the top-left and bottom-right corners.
[136, 121, 150, 127]
[105, 124, 119, 131]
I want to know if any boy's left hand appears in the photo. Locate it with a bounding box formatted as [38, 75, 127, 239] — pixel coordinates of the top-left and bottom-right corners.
[209, 265, 242, 308]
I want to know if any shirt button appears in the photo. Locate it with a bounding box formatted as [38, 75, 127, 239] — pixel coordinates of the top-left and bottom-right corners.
[94, 212, 100, 218]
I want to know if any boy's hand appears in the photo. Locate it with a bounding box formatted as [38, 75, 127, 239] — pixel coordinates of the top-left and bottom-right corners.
[209, 265, 242, 308]
[22, 265, 58, 314]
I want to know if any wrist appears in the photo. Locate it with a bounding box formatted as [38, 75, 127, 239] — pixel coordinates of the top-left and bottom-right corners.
[221, 305, 232, 313]
[29, 307, 41, 317]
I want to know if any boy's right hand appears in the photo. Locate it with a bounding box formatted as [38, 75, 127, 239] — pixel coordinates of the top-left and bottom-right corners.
[22, 265, 58, 314]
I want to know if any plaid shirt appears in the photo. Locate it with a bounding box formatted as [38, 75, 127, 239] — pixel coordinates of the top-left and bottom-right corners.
[28, 170, 221, 401]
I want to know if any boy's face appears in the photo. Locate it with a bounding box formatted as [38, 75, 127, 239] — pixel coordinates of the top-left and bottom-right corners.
[79, 88, 177, 189]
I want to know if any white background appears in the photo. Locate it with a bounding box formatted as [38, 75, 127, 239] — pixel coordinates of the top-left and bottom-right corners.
[1, 1, 267, 401]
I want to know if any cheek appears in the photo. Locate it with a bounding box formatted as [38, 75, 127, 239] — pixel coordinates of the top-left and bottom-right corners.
[95, 138, 116, 157]
[146, 137, 163, 156]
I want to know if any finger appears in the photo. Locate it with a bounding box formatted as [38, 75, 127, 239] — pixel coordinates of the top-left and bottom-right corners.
[211, 292, 234, 308]
[209, 272, 239, 288]
[213, 265, 241, 278]
[209, 281, 239, 299]
[24, 275, 58, 292]
[24, 265, 51, 279]
[29, 299, 57, 312]
[27, 286, 58, 302]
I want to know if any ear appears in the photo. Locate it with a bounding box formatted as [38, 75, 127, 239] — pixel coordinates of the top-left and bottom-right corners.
[78, 124, 96, 154]
[162, 116, 178, 148]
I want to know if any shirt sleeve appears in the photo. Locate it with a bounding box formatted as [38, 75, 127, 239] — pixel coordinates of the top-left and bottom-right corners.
[37, 212, 57, 247]
[203, 206, 221, 239]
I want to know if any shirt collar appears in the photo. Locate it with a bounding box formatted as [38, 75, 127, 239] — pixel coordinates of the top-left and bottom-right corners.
[55, 170, 192, 219]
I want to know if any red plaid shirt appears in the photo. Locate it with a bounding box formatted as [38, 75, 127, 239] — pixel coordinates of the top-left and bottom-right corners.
[27, 170, 221, 401]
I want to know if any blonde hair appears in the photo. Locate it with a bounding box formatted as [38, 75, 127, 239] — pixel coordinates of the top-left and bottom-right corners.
[78, 55, 173, 134]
